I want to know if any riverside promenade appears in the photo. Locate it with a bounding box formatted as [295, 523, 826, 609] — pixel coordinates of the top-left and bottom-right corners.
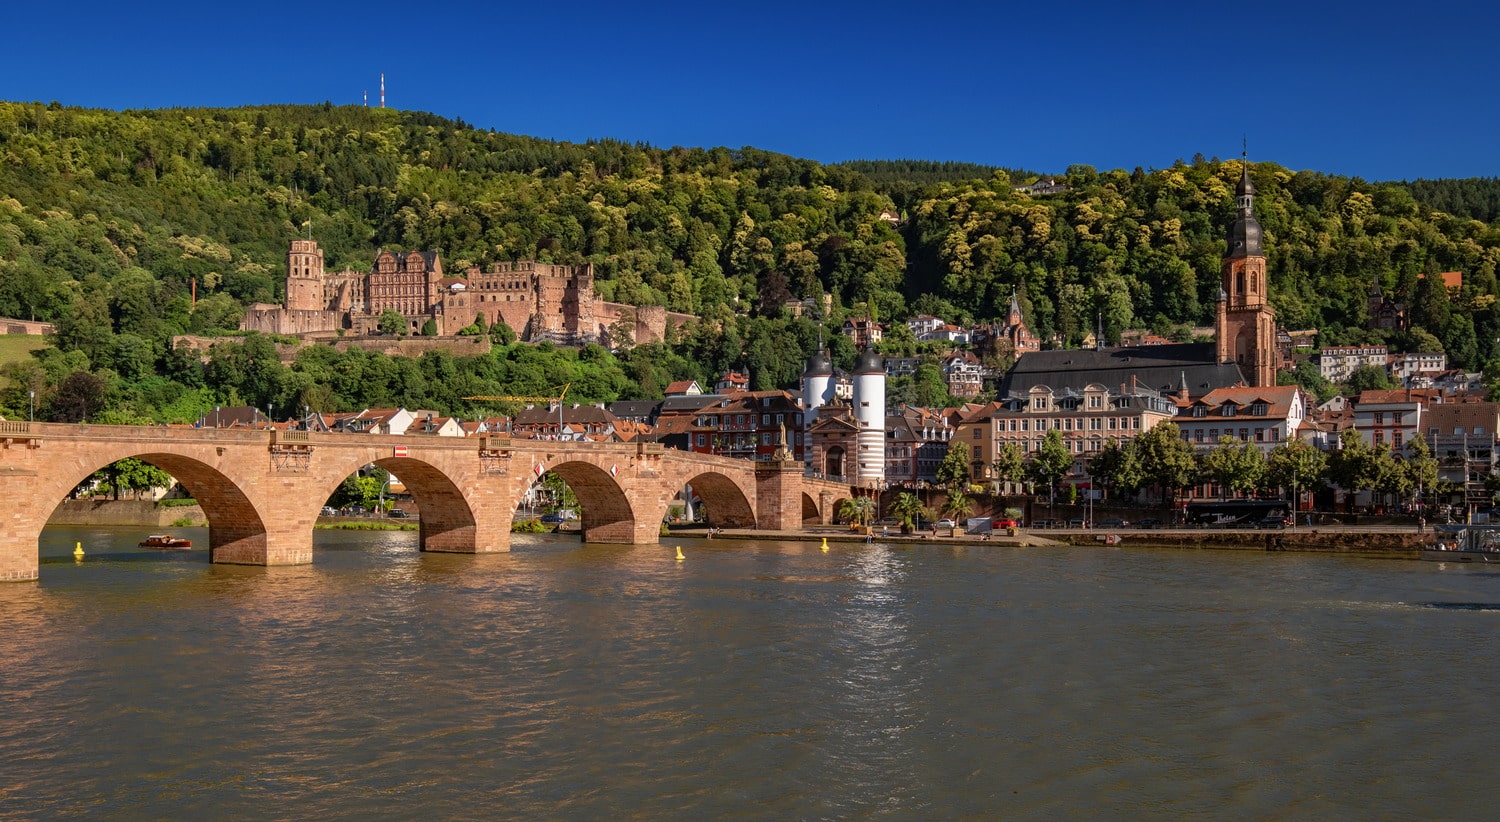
[671, 522, 1429, 558]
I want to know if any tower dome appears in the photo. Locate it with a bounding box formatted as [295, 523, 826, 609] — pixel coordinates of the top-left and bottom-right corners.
[803, 347, 834, 378]
[1226, 165, 1263, 257]
[855, 346, 884, 375]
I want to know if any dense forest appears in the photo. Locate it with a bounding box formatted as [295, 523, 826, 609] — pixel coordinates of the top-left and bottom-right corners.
[1, 101, 1499, 424]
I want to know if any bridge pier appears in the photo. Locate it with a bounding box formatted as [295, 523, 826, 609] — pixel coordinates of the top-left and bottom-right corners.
[755, 460, 806, 531]
[211, 525, 312, 566]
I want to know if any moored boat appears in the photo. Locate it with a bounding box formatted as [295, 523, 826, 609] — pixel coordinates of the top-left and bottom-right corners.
[140, 534, 192, 550]
[1422, 524, 1500, 562]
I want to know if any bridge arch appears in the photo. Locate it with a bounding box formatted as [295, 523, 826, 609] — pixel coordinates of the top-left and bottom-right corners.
[541, 460, 638, 543]
[680, 470, 756, 528]
[309, 456, 482, 554]
[40, 449, 267, 565]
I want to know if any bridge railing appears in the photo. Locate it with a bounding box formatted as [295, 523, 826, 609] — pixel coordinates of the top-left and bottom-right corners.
[0, 420, 32, 435]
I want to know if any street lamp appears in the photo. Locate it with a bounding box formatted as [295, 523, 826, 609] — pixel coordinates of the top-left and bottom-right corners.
[29, 390, 34, 423]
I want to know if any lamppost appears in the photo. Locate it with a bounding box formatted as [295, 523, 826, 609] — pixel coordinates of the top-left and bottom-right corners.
[29, 390, 34, 423]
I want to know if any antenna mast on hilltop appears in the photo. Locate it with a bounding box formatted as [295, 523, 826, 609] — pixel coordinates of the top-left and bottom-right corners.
[380, 73, 385, 108]
[363, 89, 367, 107]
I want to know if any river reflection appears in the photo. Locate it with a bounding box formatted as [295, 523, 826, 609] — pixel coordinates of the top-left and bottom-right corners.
[3, 528, 1500, 818]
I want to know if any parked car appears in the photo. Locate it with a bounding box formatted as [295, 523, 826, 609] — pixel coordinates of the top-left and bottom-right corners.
[1136, 517, 1161, 529]
[934, 519, 957, 530]
[321, 506, 337, 517]
[1068, 517, 1090, 528]
[994, 517, 1021, 529]
[1256, 514, 1290, 530]
[1099, 517, 1129, 528]
[540, 513, 565, 524]
[387, 508, 411, 518]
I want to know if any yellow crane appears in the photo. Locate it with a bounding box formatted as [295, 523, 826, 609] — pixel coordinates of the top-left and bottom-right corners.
[462, 383, 570, 406]
[463, 384, 571, 435]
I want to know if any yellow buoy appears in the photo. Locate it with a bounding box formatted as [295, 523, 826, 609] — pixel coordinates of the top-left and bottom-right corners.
[675, 546, 685, 561]
[74, 542, 85, 561]
[821, 537, 829, 552]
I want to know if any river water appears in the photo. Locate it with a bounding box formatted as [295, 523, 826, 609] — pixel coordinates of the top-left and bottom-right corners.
[2, 527, 1498, 819]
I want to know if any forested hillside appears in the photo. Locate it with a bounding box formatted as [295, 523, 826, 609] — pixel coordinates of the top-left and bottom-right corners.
[1, 101, 1498, 424]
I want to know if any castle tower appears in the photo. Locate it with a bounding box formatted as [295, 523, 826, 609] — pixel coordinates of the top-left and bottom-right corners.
[1216, 163, 1276, 387]
[853, 346, 886, 485]
[285, 240, 326, 312]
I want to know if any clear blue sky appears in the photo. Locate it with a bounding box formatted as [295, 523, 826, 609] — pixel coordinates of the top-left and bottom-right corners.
[11, 0, 1497, 181]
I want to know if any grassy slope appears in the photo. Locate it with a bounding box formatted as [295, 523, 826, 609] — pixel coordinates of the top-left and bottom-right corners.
[0, 335, 48, 367]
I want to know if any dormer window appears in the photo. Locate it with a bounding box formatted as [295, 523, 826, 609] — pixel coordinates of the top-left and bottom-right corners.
[1250, 402, 1268, 417]
[1222, 403, 1237, 417]
[1193, 406, 1208, 417]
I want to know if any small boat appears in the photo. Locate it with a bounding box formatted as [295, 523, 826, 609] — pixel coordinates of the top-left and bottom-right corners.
[140, 534, 192, 550]
[1422, 524, 1500, 562]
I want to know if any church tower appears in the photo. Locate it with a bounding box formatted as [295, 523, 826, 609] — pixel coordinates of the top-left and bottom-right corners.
[285, 239, 326, 312]
[1215, 164, 1276, 387]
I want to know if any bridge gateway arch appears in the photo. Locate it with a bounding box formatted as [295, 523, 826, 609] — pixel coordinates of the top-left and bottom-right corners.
[0, 422, 846, 582]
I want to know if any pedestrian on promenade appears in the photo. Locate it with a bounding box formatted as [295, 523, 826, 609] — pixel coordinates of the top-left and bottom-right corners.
[1418, 516, 1426, 534]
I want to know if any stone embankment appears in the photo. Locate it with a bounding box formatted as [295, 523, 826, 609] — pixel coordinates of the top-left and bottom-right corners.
[48, 499, 205, 527]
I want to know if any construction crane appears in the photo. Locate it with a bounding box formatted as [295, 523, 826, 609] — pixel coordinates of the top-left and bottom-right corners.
[463, 384, 571, 437]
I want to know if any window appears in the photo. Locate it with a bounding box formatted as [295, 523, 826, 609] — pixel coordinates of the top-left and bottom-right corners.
[1193, 406, 1207, 417]
[1374, 412, 1385, 425]
[1194, 429, 1204, 442]
[973, 429, 981, 439]
[1254, 428, 1265, 442]
[1251, 402, 1268, 416]
[1239, 428, 1249, 441]
[1393, 432, 1403, 449]
[1021, 420, 1030, 432]
[1209, 428, 1219, 440]
[1374, 432, 1384, 445]
[696, 434, 706, 446]
[1393, 412, 1404, 425]
[1222, 403, 1237, 417]
[761, 414, 770, 425]
[972, 446, 982, 459]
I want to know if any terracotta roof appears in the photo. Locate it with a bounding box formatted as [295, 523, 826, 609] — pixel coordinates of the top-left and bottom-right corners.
[1188, 385, 1302, 419]
[1355, 389, 1443, 405]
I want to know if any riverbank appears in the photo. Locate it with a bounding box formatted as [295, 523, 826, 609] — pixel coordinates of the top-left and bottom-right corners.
[667, 523, 1427, 558]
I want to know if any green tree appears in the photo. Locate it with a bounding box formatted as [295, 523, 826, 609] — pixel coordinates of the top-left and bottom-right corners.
[1266, 440, 1328, 509]
[991, 442, 1024, 488]
[420, 317, 438, 336]
[1404, 433, 1439, 503]
[889, 492, 924, 533]
[378, 310, 406, 336]
[935, 439, 972, 490]
[1201, 436, 1265, 497]
[941, 489, 973, 532]
[1089, 437, 1143, 497]
[1026, 428, 1074, 497]
[1326, 428, 1376, 494]
[1133, 422, 1198, 506]
[1345, 364, 1394, 393]
[838, 495, 876, 527]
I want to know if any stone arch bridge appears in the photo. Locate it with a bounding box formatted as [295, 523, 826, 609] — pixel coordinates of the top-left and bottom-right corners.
[0, 422, 854, 582]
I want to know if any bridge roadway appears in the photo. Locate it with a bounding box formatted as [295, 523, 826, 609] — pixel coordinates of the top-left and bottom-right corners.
[0, 421, 853, 582]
